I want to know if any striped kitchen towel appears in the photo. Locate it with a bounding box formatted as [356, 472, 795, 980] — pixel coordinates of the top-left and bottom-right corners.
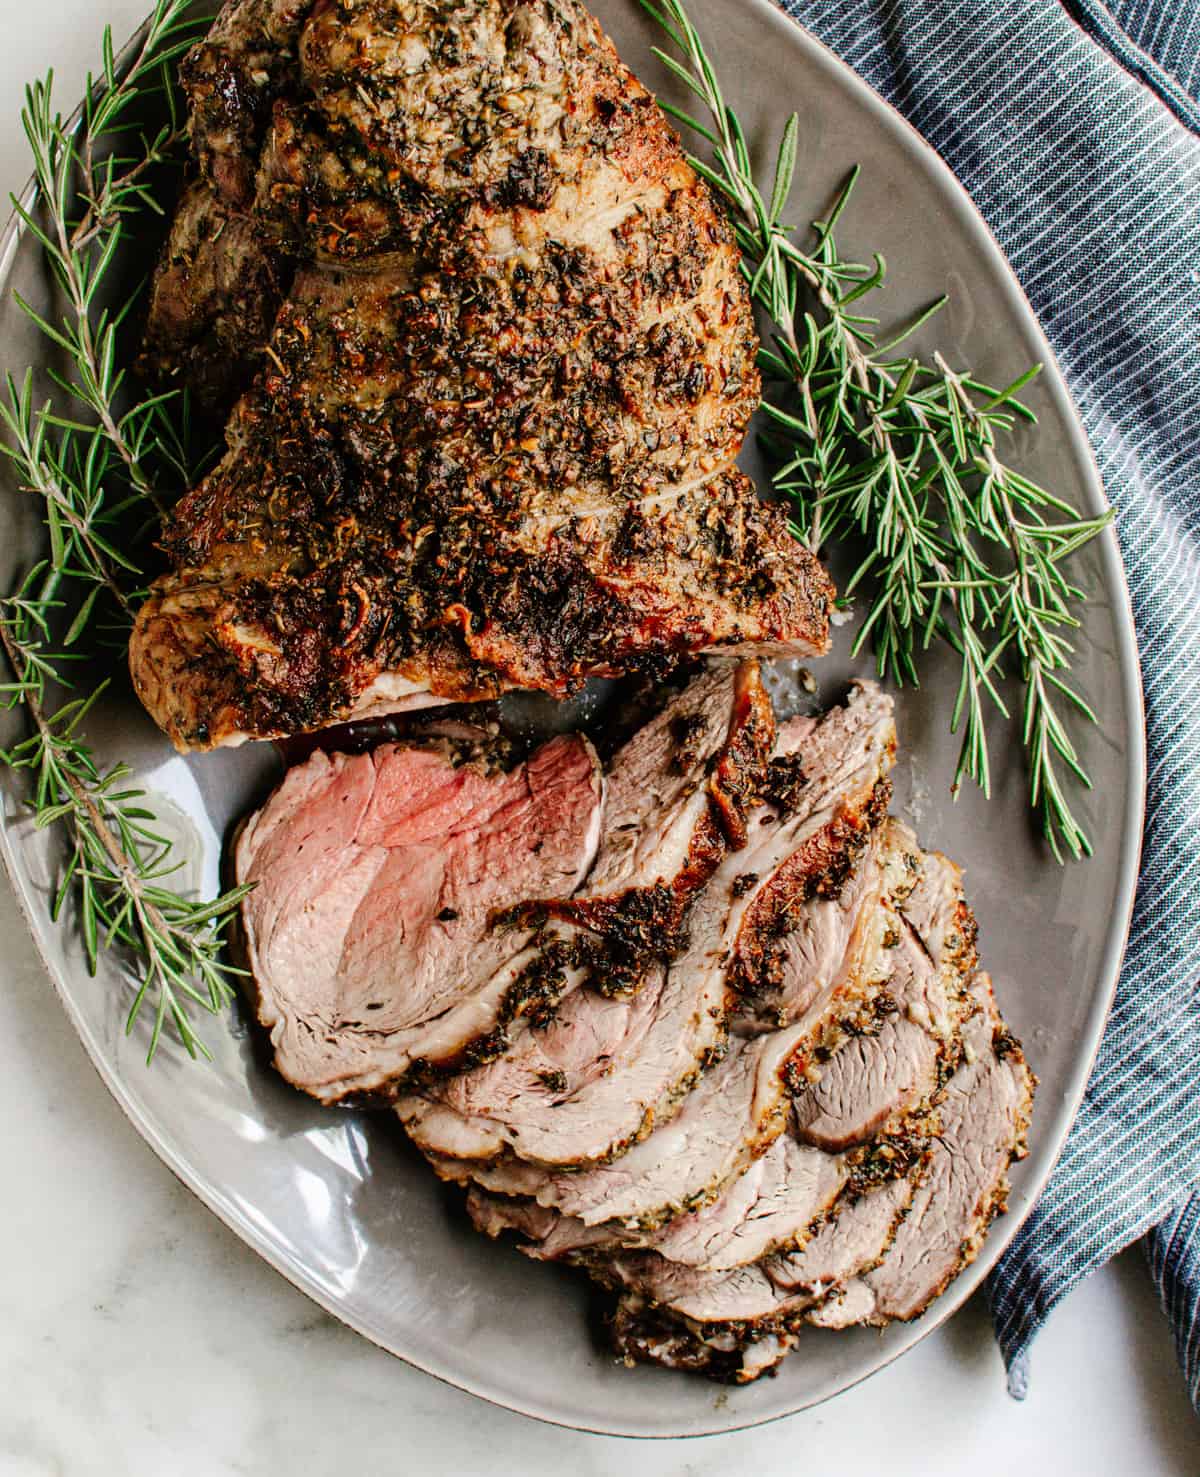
[770, 0, 1200, 1406]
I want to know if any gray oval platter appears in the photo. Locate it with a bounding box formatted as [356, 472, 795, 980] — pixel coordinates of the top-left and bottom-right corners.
[0, 0, 1145, 1439]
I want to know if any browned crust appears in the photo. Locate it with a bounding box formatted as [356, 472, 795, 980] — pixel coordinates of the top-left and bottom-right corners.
[137, 176, 293, 416]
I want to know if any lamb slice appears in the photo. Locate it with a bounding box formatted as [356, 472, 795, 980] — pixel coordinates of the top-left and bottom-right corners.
[468, 1133, 852, 1273]
[609, 1262, 796, 1328]
[235, 731, 603, 1104]
[590, 1168, 918, 1329]
[513, 660, 775, 996]
[448, 1026, 799, 1227]
[731, 820, 890, 1035]
[395, 956, 687, 1167]
[398, 682, 897, 1175]
[639, 1133, 850, 1271]
[466, 1078, 933, 1276]
[763, 1170, 919, 1298]
[573, 661, 774, 901]
[792, 840, 977, 1153]
[808, 973, 1035, 1329]
[598, 1171, 915, 1384]
[727, 687, 900, 1033]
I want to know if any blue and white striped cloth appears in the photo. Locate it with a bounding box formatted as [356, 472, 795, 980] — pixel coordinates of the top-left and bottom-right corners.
[769, 0, 1200, 1409]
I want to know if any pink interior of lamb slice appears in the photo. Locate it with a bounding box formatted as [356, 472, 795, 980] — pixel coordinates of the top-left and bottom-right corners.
[234, 731, 603, 1102]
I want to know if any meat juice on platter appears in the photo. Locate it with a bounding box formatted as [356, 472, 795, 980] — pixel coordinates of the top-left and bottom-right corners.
[123, 0, 1035, 1383]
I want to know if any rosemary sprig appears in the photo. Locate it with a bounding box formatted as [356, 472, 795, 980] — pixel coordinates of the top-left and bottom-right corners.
[0, 0, 251, 1060]
[640, 0, 1112, 860]
[0, 592, 248, 1059]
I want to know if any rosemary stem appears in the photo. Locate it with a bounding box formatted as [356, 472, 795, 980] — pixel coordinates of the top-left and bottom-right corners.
[0, 0, 249, 1057]
[54, 193, 170, 521]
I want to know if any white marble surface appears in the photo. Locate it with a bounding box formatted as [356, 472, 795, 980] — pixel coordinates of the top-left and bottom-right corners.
[0, 6, 1197, 1473]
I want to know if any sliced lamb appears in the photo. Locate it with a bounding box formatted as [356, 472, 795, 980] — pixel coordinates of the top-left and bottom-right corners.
[466, 1074, 933, 1278]
[440, 827, 911, 1231]
[397, 683, 897, 1174]
[731, 821, 890, 1035]
[571, 900, 1029, 1381]
[459, 831, 978, 1288]
[601, 1171, 918, 1383]
[728, 686, 900, 1031]
[635, 1133, 851, 1271]
[509, 660, 775, 998]
[765, 1171, 919, 1298]
[792, 843, 976, 1152]
[396, 957, 685, 1167]
[470, 1132, 863, 1272]
[599, 1169, 917, 1330]
[638, 841, 973, 1271]
[808, 972, 1034, 1329]
[563, 661, 775, 915]
[234, 731, 603, 1104]
[429, 1013, 799, 1222]
[601, 1015, 1029, 1381]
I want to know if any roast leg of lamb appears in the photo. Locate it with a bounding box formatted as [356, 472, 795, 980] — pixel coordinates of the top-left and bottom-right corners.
[130, 0, 834, 751]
